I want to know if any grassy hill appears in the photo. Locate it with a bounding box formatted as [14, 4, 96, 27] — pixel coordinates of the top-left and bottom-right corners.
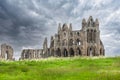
[0, 57, 120, 80]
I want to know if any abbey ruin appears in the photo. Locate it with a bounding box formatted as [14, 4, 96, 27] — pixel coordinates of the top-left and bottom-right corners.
[0, 43, 14, 60]
[20, 16, 105, 60]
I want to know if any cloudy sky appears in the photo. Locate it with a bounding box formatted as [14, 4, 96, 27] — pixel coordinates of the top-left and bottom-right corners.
[0, 0, 120, 59]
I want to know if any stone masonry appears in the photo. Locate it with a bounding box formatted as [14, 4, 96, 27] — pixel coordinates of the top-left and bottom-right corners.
[0, 43, 14, 60]
[20, 16, 105, 60]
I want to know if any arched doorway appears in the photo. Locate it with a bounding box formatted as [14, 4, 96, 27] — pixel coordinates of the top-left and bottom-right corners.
[87, 47, 92, 56]
[89, 47, 92, 56]
[77, 47, 82, 56]
[5, 51, 9, 60]
[69, 48, 74, 56]
[56, 48, 61, 57]
[87, 47, 96, 56]
[63, 48, 68, 57]
[76, 39, 81, 45]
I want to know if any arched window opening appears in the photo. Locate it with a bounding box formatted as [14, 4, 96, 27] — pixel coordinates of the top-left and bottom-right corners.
[69, 39, 73, 46]
[63, 48, 68, 57]
[69, 48, 74, 56]
[77, 32, 80, 36]
[62, 25, 66, 31]
[25, 53, 28, 59]
[76, 39, 81, 45]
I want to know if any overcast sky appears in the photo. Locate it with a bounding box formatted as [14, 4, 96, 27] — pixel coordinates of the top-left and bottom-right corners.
[0, 0, 120, 59]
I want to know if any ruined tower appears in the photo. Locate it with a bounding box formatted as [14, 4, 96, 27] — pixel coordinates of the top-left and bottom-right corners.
[43, 37, 48, 57]
[82, 16, 105, 56]
[0, 43, 14, 60]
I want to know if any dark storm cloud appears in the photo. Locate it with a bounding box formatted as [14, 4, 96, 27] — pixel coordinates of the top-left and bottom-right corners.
[0, 0, 120, 59]
[0, 0, 51, 59]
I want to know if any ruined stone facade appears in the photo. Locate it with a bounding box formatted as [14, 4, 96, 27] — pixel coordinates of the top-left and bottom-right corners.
[0, 43, 14, 60]
[20, 16, 105, 60]
[20, 38, 50, 60]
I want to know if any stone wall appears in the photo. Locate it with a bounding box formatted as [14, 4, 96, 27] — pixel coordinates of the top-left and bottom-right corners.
[20, 16, 105, 60]
[0, 43, 14, 60]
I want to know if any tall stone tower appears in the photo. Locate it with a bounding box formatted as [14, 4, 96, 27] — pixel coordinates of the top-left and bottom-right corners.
[82, 16, 105, 56]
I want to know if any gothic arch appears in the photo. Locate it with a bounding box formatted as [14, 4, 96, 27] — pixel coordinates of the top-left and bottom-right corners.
[87, 29, 96, 43]
[25, 53, 28, 58]
[76, 39, 81, 45]
[63, 48, 68, 57]
[77, 47, 82, 56]
[87, 46, 96, 56]
[56, 48, 61, 57]
[62, 24, 68, 31]
[69, 48, 74, 56]
[69, 39, 73, 46]
[88, 16, 94, 27]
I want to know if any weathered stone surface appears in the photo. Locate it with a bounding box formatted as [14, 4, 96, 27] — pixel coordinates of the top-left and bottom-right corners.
[20, 16, 105, 60]
[0, 43, 14, 60]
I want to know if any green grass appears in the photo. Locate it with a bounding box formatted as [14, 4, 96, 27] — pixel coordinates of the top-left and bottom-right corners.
[0, 56, 120, 80]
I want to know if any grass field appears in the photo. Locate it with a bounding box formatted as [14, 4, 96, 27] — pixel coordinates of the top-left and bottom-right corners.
[0, 56, 120, 80]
